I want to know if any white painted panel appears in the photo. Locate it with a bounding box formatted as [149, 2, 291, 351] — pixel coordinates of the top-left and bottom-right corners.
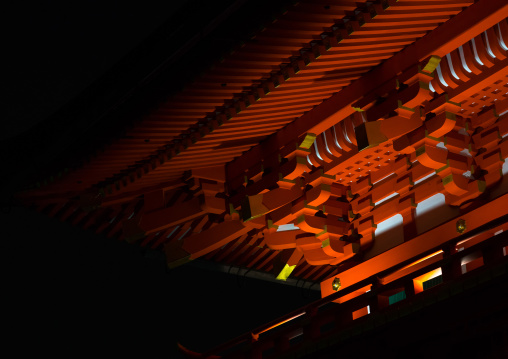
[277, 224, 300, 232]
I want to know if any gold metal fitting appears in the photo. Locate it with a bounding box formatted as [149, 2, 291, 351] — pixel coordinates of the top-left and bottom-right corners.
[456, 219, 466, 234]
[332, 277, 341, 291]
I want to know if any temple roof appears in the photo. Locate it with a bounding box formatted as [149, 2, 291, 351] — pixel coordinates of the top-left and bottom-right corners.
[13, 0, 508, 289]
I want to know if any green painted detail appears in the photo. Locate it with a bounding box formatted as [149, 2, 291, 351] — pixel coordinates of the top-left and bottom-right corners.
[420, 80, 430, 90]
[229, 203, 240, 216]
[315, 225, 328, 238]
[397, 100, 415, 113]
[446, 111, 457, 121]
[415, 146, 425, 157]
[388, 290, 406, 305]
[442, 174, 453, 186]
[424, 130, 442, 141]
[476, 181, 486, 192]
[278, 173, 295, 184]
[423, 275, 443, 290]
[435, 160, 450, 173]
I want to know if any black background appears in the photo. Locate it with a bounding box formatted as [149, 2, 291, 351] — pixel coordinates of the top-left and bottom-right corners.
[2, 1, 319, 357]
[1, 206, 319, 358]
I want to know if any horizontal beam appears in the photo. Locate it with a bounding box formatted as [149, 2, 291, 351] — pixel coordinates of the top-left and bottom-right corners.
[321, 190, 508, 298]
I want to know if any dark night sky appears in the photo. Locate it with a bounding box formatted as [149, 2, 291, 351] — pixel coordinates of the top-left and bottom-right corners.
[1, 206, 319, 358]
[2, 2, 320, 358]
[3, 0, 188, 140]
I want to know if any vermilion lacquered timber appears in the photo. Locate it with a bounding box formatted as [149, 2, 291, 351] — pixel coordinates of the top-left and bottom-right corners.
[17, 3, 508, 354]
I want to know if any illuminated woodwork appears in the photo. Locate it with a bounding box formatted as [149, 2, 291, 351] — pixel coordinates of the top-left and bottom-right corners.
[15, 1, 508, 357]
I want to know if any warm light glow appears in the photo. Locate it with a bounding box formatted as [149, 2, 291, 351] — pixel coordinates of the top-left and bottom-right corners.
[352, 306, 370, 320]
[337, 285, 371, 304]
[398, 250, 443, 272]
[254, 312, 306, 337]
[413, 267, 442, 293]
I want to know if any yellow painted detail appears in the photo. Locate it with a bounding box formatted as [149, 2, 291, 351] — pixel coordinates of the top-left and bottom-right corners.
[316, 225, 328, 238]
[299, 133, 317, 149]
[303, 203, 320, 211]
[446, 111, 457, 121]
[435, 160, 450, 173]
[477, 180, 486, 192]
[351, 243, 361, 253]
[267, 219, 279, 230]
[444, 96, 461, 108]
[276, 264, 296, 281]
[424, 130, 441, 141]
[321, 183, 332, 192]
[229, 203, 239, 215]
[422, 55, 441, 74]
[397, 100, 415, 112]
[296, 156, 308, 164]
[416, 146, 425, 157]
[278, 172, 295, 183]
[442, 174, 454, 186]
